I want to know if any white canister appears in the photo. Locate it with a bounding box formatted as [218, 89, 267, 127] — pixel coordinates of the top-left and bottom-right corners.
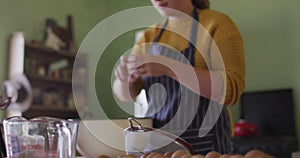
[9, 31, 25, 78]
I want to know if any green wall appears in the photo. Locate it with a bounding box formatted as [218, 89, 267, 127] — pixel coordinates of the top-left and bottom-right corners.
[211, 0, 300, 144]
[0, 0, 299, 145]
[0, 0, 151, 119]
[0, 0, 108, 118]
[93, 1, 153, 119]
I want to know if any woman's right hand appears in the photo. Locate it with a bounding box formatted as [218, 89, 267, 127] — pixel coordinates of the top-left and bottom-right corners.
[114, 55, 141, 84]
[113, 55, 143, 101]
[115, 55, 129, 83]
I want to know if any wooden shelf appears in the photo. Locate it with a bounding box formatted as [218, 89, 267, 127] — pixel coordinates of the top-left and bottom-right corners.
[25, 41, 77, 59]
[30, 105, 76, 112]
[27, 73, 72, 85]
[23, 105, 79, 119]
[22, 40, 87, 119]
[27, 73, 86, 88]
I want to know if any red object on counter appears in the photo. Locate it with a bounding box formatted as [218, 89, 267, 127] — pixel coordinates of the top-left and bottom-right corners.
[234, 119, 257, 136]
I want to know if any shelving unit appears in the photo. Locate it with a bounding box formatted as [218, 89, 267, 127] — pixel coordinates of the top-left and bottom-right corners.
[22, 41, 87, 119]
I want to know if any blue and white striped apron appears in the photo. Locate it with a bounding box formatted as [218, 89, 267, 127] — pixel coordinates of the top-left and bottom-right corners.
[142, 7, 232, 155]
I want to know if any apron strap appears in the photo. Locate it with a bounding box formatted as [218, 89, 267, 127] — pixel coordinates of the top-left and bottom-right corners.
[152, 7, 199, 55]
[153, 19, 169, 43]
[188, 7, 199, 53]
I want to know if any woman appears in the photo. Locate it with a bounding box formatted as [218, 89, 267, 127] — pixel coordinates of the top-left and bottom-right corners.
[113, 0, 245, 154]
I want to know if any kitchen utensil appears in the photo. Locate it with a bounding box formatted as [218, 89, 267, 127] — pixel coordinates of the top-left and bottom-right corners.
[2, 116, 79, 158]
[3, 74, 33, 113]
[0, 96, 11, 158]
[123, 118, 194, 157]
[0, 96, 11, 110]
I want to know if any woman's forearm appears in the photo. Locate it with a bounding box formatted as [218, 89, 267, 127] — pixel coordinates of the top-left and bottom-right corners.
[166, 60, 225, 103]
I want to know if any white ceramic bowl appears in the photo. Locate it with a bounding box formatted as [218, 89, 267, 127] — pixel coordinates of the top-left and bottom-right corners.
[76, 119, 152, 158]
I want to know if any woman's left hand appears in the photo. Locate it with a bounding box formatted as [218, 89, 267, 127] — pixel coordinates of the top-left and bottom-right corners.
[127, 54, 172, 78]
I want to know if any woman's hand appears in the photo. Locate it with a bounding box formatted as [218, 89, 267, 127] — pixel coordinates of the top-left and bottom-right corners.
[113, 55, 143, 101]
[114, 55, 142, 84]
[114, 55, 129, 83]
[127, 54, 172, 78]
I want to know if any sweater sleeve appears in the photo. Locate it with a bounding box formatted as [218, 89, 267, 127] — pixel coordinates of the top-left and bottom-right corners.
[210, 14, 245, 105]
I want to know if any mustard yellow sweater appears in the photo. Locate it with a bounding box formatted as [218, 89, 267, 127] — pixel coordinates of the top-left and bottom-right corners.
[133, 9, 245, 105]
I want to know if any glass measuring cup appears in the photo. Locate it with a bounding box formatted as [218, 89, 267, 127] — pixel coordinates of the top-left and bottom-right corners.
[2, 116, 79, 158]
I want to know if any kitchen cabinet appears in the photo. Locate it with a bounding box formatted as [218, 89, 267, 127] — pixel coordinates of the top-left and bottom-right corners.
[22, 40, 87, 119]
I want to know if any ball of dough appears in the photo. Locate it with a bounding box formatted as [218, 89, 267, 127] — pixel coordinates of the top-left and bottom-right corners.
[244, 150, 265, 158]
[229, 154, 244, 158]
[181, 154, 192, 158]
[164, 151, 174, 158]
[97, 155, 110, 158]
[205, 151, 221, 158]
[191, 155, 205, 158]
[171, 150, 189, 158]
[146, 152, 163, 158]
[219, 154, 231, 158]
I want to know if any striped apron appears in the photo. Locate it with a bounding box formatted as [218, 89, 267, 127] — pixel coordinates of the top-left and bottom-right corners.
[141, 7, 232, 155]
